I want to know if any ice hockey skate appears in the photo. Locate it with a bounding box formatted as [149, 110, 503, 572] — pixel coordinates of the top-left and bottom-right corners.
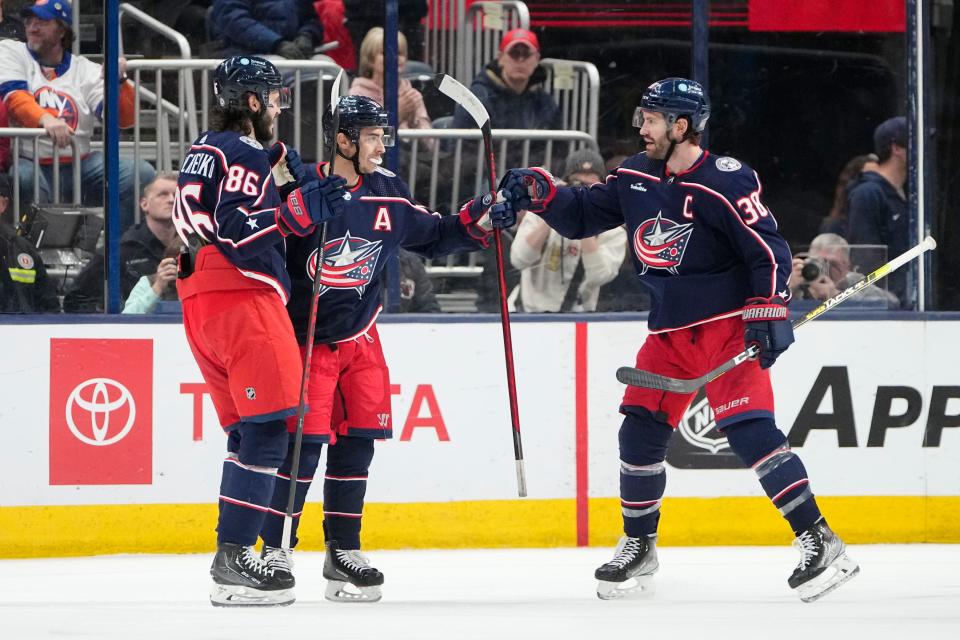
[595, 535, 659, 600]
[323, 539, 384, 603]
[788, 518, 859, 602]
[209, 543, 295, 607]
[261, 545, 296, 588]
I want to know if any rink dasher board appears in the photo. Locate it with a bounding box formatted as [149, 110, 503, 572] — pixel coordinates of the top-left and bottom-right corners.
[0, 318, 957, 555]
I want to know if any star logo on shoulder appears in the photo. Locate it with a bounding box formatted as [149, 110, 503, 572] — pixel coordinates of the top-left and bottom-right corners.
[246, 218, 259, 230]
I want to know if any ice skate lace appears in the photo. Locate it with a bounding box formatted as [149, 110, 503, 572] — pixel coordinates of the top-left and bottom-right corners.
[239, 546, 273, 576]
[263, 547, 294, 573]
[609, 537, 643, 569]
[794, 531, 820, 571]
[336, 549, 375, 574]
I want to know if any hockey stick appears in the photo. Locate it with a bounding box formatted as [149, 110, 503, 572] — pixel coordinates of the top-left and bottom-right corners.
[282, 69, 346, 550]
[435, 74, 527, 497]
[616, 235, 938, 393]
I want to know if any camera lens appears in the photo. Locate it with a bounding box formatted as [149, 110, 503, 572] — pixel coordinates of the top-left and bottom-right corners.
[801, 259, 822, 282]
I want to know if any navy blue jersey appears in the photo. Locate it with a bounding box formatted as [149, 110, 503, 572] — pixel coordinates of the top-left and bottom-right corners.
[538, 150, 792, 331]
[286, 165, 484, 343]
[173, 130, 291, 302]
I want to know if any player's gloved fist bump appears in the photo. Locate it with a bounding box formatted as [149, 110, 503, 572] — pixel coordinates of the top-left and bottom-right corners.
[742, 296, 795, 369]
[497, 167, 556, 214]
[277, 176, 349, 237]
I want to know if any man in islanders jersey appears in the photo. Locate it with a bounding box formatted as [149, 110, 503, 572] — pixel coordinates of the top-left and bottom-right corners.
[0, 0, 155, 229]
[498, 78, 858, 603]
[256, 95, 505, 602]
[174, 56, 349, 607]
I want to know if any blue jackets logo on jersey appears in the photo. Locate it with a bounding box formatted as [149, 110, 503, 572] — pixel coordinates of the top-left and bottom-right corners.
[308, 231, 383, 297]
[633, 212, 694, 275]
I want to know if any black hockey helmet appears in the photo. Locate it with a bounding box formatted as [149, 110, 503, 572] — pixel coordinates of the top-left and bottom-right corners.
[634, 77, 710, 136]
[322, 95, 395, 149]
[213, 56, 291, 111]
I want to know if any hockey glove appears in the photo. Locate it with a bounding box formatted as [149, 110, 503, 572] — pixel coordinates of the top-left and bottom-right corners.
[458, 192, 497, 243]
[269, 142, 310, 199]
[742, 296, 795, 369]
[498, 167, 556, 214]
[277, 175, 348, 237]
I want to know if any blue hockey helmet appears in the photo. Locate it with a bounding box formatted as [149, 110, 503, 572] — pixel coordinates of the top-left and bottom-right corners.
[323, 95, 395, 149]
[634, 77, 710, 135]
[213, 56, 291, 111]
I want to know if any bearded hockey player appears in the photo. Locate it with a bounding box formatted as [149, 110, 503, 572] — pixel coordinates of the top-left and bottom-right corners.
[173, 56, 348, 607]
[256, 95, 510, 602]
[498, 78, 859, 603]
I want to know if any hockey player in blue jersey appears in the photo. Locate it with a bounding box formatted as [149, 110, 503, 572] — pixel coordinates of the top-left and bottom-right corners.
[256, 95, 509, 602]
[497, 78, 859, 602]
[174, 55, 348, 607]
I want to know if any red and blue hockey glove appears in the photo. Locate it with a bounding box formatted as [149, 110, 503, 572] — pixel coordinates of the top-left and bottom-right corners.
[497, 167, 556, 214]
[742, 296, 795, 369]
[458, 192, 497, 243]
[277, 175, 348, 237]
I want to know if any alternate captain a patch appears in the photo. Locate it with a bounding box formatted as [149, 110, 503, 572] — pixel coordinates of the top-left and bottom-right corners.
[308, 231, 383, 298]
[633, 212, 694, 275]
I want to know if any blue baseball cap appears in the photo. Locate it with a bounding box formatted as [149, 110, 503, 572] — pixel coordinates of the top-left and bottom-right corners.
[873, 116, 907, 157]
[21, 0, 73, 24]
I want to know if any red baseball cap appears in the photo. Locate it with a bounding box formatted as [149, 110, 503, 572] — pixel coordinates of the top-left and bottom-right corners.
[499, 28, 540, 54]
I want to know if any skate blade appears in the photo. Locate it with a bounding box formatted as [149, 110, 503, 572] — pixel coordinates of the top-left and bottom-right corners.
[795, 553, 860, 603]
[325, 580, 382, 603]
[210, 583, 295, 607]
[596, 574, 656, 600]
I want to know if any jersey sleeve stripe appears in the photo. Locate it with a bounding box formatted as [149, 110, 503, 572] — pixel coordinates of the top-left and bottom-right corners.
[617, 167, 661, 183]
[683, 181, 779, 297]
[359, 195, 435, 216]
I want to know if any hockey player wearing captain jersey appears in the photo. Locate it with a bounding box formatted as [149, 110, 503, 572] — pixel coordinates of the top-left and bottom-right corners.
[253, 94, 508, 603]
[496, 78, 859, 603]
[173, 56, 349, 607]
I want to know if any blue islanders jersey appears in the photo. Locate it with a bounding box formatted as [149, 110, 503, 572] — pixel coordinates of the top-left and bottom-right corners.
[538, 150, 792, 331]
[173, 130, 291, 302]
[286, 165, 484, 343]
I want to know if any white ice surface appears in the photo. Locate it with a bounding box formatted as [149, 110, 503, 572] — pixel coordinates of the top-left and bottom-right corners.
[1, 545, 958, 640]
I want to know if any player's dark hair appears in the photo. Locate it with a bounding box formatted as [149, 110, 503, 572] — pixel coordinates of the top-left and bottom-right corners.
[209, 104, 252, 134]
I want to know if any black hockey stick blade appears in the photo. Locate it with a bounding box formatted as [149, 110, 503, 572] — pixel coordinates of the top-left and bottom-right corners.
[617, 236, 937, 393]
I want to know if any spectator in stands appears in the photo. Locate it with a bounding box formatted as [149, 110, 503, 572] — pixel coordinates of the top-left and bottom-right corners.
[0, 173, 59, 312]
[509, 149, 626, 312]
[846, 116, 909, 306]
[0, 0, 25, 41]
[453, 28, 561, 131]
[137, 1, 212, 56]
[819, 153, 879, 238]
[0, 1, 155, 231]
[788, 232, 898, 309]
[64, 172, 180, 313]
[210, 0, 325, 59]
[394, 248, 440, 313]
[343, 0, 428, 64]
[349, 27, 432, 131]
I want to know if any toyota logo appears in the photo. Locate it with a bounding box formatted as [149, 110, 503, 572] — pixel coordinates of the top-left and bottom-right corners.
[65, 378, 137, 446]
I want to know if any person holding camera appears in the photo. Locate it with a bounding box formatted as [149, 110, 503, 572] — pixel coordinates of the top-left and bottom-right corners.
[789, 233, 898, 308]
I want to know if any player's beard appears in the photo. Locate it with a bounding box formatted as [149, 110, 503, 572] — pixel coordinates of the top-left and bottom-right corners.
[645, 135, 671, 160]
[250, 108, 275, 144]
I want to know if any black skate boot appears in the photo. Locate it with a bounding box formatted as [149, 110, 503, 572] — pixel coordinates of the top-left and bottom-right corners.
[788, 518, 859, 602]
[209, 542, 295, 607]
[323, 539, 384, 603]
[261, 545, 296, 589]
[594, 534, 659, 600]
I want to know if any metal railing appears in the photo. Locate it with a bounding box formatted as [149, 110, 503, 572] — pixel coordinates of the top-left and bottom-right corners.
[1, 128, 83, 220]
[397, 127, 598, 276]
[540, 59, 601, 138]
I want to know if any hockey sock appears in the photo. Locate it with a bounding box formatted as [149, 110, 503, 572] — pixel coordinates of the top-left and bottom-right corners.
[724, 417, 822, 534]
[323, 436, 375, 550]
[619, 407, 673, 538]
[259, 440, 324, 549]
[217, 421, 290, 545]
